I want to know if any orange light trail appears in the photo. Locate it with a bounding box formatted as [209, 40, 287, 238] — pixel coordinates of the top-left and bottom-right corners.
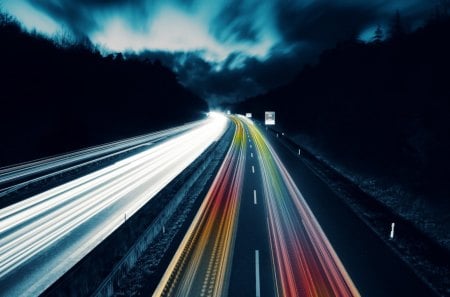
[246, 119, 360, 297]
[154, 116, 359, 297]
[153, 117, 246, 297]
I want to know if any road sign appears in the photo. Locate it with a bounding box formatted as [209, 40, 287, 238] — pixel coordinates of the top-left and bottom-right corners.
[246, 113, 252, 118]
[265, 111, 275, 125]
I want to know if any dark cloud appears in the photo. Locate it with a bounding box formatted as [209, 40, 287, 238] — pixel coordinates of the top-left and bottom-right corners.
[28, 0, 102, 35]
[210, 0, 260, 43]
[28, 0, 162, 34]
[277, 1, 380, 46]
[11, 0, 436, 104]
[276, 0, 434, 47]
[138, 44, 310, 107]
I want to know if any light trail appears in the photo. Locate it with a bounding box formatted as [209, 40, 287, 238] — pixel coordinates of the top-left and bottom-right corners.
[246, 119, 360, 297]
[0, 114, 228, 296]
[155, 116, 359, 296]
[0, 120, 206, 196]
[153, 117, 246, 297]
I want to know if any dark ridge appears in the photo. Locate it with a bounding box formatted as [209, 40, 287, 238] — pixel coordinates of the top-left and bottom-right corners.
[233, 16, 450, 205]
[0, 13, 208, 167]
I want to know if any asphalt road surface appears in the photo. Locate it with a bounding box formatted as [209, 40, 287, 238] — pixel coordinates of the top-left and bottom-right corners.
[2, 113, 436, 297]
[0, 114, 228, 296]
[155, 116, 360, 297]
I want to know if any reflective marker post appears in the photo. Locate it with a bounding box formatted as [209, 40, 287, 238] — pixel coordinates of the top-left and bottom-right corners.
[390, 222, 395, 239]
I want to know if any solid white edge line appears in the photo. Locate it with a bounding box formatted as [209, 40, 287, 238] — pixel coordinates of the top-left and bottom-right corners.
[255, 250, 260, 297]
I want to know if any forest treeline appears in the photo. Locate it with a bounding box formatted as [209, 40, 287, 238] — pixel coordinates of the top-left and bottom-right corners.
[0, 14, 207, 166]
[234, 12, 450, 201]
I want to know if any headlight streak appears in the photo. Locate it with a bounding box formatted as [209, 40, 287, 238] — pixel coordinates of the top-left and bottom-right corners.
[0, 115, 228, 296]
[0, 120, 206, 194]
[246, 119, 360, 297]
[153, 117, 246, 297]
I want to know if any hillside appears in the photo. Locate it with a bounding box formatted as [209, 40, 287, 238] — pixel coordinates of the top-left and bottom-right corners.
[234, 17, 450, 249]
[0, 14, 207, 166]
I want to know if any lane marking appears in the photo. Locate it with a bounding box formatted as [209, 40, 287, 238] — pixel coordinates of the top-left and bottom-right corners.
[252, 166, 255, 174]
[251, 153, 253, 158]
[253, 190, 257, 205]
[250, 144, 252, 149]
[255, 250, 260, 297]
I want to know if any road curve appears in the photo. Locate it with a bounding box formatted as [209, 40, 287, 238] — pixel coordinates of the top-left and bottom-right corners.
[0, 120, 206, 197]
[0, 114, 228, 297]
[247, 118, 360, 297]
[154, 115, 359, 297]
[153, 117, 246, 297]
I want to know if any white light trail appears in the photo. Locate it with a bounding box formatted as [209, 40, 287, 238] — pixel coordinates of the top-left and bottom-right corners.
[0, 121, 204, 194]
[0, 114, 228, 296]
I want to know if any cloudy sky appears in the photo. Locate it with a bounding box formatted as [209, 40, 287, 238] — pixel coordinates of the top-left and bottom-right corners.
[1, 0, 434, 105]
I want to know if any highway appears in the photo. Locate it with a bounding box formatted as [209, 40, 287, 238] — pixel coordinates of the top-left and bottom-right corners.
[245, 119, 358, 296]
[153, 117, 246, 297]
[1, 112, 436, 297]
[260, 125, 439, 297]
[0, 113, 228, 296]
[154, 115, 360, 297]
[0, 120, 206, 199]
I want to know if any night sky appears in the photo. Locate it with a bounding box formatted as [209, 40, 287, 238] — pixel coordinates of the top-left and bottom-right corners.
[2, 0, 434, 105]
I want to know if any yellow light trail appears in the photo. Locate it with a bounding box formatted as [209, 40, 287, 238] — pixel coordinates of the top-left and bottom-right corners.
[245, 118, 360, 297]
[153, 117, 246, 297]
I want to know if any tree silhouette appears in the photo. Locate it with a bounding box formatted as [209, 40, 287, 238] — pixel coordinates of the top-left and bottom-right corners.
[0, 12, 207, 166]
[0, 10, 17, 27]
[431, 0, 450, 22]
[234, 16, 450, 210]
[440, 0, 450, 16]
[389, 10, 405, 40]
[372, 24, 384, 42]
